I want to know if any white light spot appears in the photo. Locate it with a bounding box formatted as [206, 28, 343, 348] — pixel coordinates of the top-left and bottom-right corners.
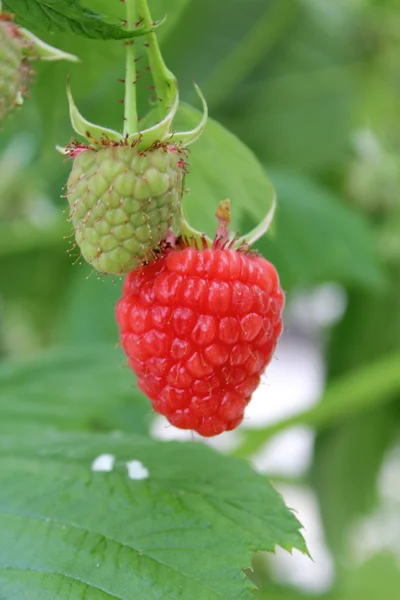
[91, 454, 115, 472]
[151, 415, 193, 441]
[245, 334, 325, 428]
[287, 284, 347, 331]
[252, 426, 315, 477]
[126, 460, 149, 480]
[150, 416, 242, 453]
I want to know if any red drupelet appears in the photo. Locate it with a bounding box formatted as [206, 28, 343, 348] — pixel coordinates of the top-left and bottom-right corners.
[116, 246, 284, 437]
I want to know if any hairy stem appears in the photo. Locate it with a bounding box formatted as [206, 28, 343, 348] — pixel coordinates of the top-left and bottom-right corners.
[123, 0, 138, 135]
[136, 0, 176, 118]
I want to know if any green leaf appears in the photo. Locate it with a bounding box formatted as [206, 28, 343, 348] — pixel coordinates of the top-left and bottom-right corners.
[0, 346, 150, 436]
[0, 218, 67, 257]
[162, 0, 283, 100]
[88, 0, 190, 40]
[57, 267, 123, 345]
[3, 0, 154, 40]
[163, 0, 361, 172]
[174, 104, 275, 237]
[223, 0, 360, 172]
[250, 170, 385, 290]
[0, 248, 73, 348]
[0, 345, 306, 597]
[0, 431, 307, 599]
[328, 265, 400, 377]
[198, 0, 300, 110]
[235, 350, 400, 458]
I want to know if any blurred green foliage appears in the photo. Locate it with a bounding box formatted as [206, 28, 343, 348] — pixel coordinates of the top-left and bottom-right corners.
[255, 554, 400, 600]
[1, 0, 400, 598]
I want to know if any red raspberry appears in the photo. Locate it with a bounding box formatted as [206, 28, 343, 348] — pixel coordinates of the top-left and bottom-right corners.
[116, 246, 284, 436]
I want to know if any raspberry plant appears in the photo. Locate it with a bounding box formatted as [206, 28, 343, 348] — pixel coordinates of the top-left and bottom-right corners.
[0, 1, 312, 598]
[3, 2, 400, 599]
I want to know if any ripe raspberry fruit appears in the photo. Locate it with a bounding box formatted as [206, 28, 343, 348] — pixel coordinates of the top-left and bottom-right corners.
[66, 142, 185, 274]
[116, 244, 284, 436]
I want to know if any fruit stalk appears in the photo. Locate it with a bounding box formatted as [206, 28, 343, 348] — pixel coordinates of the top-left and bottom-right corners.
[123, 0, 138, 135]
[136, 0, 176, 115]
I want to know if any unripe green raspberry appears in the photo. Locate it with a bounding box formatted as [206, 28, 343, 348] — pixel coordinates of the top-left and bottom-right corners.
[61, 0, 207, 276]
[66, 143, 185, 274]
[0, 18, 28, 124]
[1, 13, 77, 126]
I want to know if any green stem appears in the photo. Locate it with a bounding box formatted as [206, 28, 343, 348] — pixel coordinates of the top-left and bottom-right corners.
[136, 0, 177, 117]
[123, 0, 138, 135]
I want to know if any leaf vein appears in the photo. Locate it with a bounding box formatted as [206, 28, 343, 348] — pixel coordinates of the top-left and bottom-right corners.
[0, 508, 234, 599]
[0, 566, 123, 599]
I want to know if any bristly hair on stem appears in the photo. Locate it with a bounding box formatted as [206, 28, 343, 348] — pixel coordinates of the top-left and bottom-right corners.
[136, 0, 177, 119]
[62, 0, 207, 151]
[123, 0, 138, 135]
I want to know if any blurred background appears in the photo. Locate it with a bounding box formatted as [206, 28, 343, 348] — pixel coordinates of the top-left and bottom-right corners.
[1, 0, 400, 597]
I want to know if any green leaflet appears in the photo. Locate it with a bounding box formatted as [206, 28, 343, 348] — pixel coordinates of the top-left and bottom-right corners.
[57, 269, 124, 346]
[0, 345, 307, 599]
[252, 170, 385, 290]
[162, 0, 360, 172]
[0, 431, 306, 599]
[161, 0, 284, 100]
[3, 0, 155, 40]
[0, 346, 150, 436]
[174, 104, 275, 237]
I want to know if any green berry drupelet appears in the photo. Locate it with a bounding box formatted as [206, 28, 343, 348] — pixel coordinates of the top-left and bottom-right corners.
[116, 243, 284, 437]
[66, 143, 185, 274]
